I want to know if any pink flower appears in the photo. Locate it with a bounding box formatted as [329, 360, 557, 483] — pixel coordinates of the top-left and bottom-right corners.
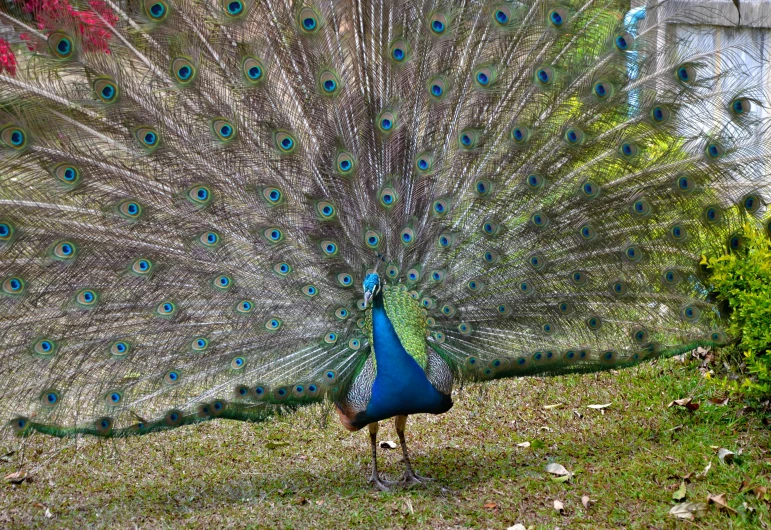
[21, 0, 117, 54]
[0, 39, 17, 76]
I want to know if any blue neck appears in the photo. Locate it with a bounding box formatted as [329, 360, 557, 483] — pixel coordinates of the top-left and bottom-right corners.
[359, 289, 449, 424]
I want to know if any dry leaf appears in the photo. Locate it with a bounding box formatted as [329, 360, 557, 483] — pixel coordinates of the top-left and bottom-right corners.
[709, 396, 729, 406]
[695, 462, 712, 479]
[681, 472, 693, 482]
[543, 403, 562, 410]
[4, 471, 29, 484]
[673, 482, 687, 501]
[507, 525, 526, 530]
[587, 403, 611, 409]
[581, 495, 593, 509]
[379, 440, 398, 449]
[668, 397, 700, 411]
[545, 463, 570, 476]
[516, 441, 531, 448]
[718, 448, 735, 464]
[553, 499, 565, 514]
[742, 502, 756, 514]
[669, 502, 707, 521]
[483, 502, 497, 509]
[708, 493, 738, 515]
[295, 497, 308, 506]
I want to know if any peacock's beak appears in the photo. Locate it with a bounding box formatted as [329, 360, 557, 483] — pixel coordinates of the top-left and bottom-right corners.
[364, 291, 372, 307]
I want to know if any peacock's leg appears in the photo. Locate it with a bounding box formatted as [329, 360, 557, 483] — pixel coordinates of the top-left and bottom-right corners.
[367, 422, 395, 491]
[395, 415, 433, 485]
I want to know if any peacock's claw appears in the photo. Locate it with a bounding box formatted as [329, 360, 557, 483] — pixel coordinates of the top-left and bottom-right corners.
[401, 469, 434, 486]
[369, 472, 396, 491]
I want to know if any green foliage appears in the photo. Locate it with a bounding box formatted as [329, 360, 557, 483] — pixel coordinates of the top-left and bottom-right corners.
[704, 223, 771, 396]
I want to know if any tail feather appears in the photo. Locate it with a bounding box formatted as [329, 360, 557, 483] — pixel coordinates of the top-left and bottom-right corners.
[0, 0, 767, 436]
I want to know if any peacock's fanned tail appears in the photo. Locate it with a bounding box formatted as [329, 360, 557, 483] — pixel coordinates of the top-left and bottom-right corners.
[0, 0, 768, 437]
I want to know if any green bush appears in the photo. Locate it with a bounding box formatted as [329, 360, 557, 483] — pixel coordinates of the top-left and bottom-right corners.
[703, 223, 771, 396]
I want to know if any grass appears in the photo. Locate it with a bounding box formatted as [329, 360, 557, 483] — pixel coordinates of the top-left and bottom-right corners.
[2, 356, 770, 529]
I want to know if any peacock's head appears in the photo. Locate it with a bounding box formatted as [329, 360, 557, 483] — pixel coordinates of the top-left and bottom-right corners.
[362, 272, 381, 307]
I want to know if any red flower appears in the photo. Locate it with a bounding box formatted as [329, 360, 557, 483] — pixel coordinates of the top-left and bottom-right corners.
[21, 0, 117, 54]
[0, 39, 17, 76]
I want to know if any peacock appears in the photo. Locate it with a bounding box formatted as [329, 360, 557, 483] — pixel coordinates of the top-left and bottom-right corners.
[0, 0, 768, 491]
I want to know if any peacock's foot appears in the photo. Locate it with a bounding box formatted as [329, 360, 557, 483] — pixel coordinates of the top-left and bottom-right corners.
[401, 468, 434, 486]
[369, 472, 396, 492]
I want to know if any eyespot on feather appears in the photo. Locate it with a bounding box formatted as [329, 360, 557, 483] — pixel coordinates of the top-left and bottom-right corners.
[298, 7, 321, 33]
[492, 5, 512, 26]
[389, 39, 410, 63]
[211, 119, 236, 143]
[134, 126, 160, 151]
[235, 300, 254, 315]
[377, 111, 397, 134]
[171, 57, 197, 85]
[675, 64, 696, 84]
[93, 78, 120, 103]
[221, 0, 246, 18]
[51, 240, 77, 261]
[1, 126, 28, 150]
[75, 288, 99, 308]
[156, 301, 177, 317]
[458, 129, 480, 149]
[428, 12, 449, 35]
[242, 57, 265, 84]
[143, 0, 170, 21]
[615, 31, 634, 51]
[275, 131, 297, 153]
[319, 70, 342, 96]
[336, 151, 356, 175]
[548, 7, 568, 28]
[48, 32, 75, 59]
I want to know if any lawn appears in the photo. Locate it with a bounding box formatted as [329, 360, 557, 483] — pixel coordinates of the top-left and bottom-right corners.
[2, 355, 770, 529]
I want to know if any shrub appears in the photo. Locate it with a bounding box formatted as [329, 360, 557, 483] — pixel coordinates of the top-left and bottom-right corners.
[703, 223, 771, 397]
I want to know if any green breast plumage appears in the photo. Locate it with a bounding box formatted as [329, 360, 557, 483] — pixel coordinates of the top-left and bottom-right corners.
[363, 284, 428, 370]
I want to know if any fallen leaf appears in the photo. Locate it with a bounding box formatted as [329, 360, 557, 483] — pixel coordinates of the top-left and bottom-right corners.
[4, 471, 29, 484]
[45, 508, 52, 518]
[545, 463, 570, 476]
[695, 462, 712, 479]
[673, 482, 687, 502]
[553, 499, 565, 514]
[265, 441, 289, 449]
[516, 441, 531, 448]
[295, 497, 308, 505]
[669, 502, 707, 521]
[668, 397, 700, 411]
[543, 403, 562, 410]
[0, 451, 14, 463]
[742, 502, 756, 514]
[581, 495, 593, 509]
[681, 472, 693, 482]
[483, 502, 497, 509]
[379, 440, 398, 449]
[718, 448, 735, 464]
[709, 396, 729, 406]
[507, 525, 526, 530]
[708, 493, 738, 515]
[587, 403, 612, 409]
